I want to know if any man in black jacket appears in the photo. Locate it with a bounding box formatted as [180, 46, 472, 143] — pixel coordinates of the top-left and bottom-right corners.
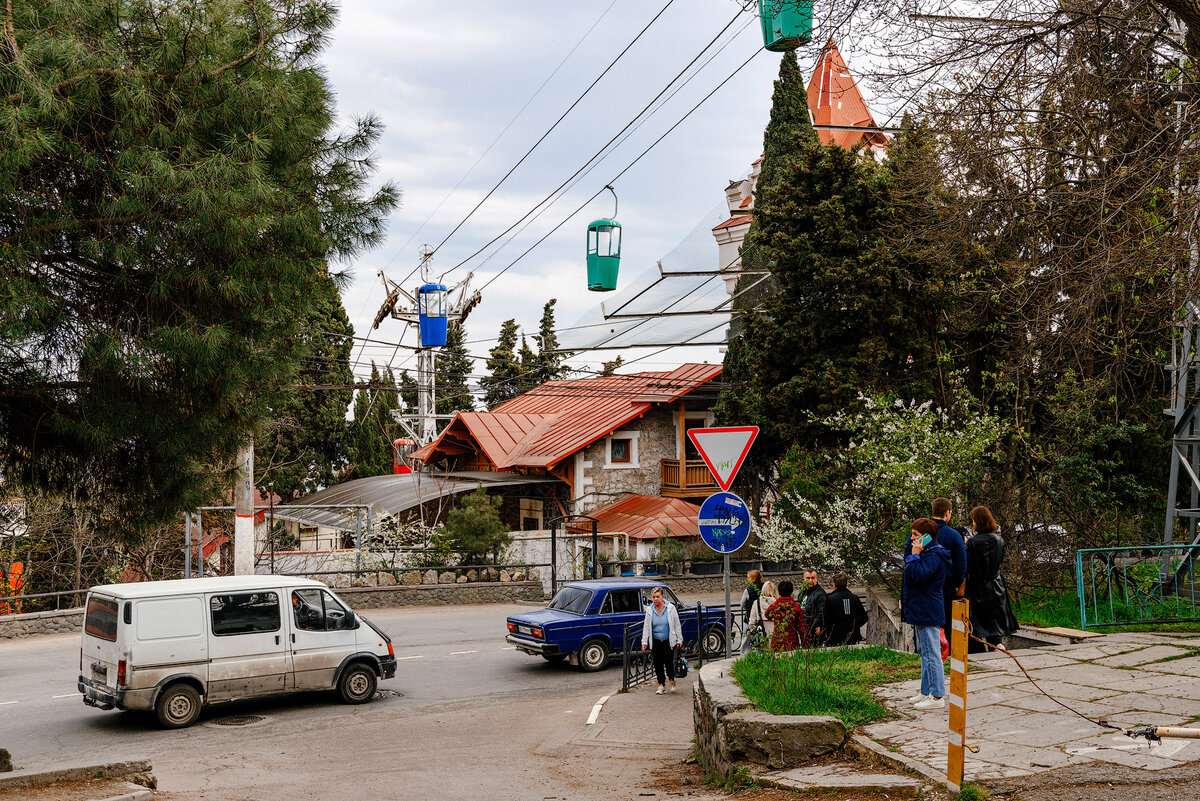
[823, 574, 868, 645]
[799, 568, 827, 646]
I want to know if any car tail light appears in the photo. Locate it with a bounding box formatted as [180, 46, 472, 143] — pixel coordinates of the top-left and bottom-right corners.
[531, 628, 544, 639]
[387, 642, 394, 657]
[117, 659, 127, 688]
[506, 622, 516, 633]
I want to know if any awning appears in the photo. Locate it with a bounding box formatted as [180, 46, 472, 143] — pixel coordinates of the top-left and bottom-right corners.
[271, 471, 562, 529]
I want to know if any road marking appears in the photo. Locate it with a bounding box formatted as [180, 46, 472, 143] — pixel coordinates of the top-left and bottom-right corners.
[0, 700, 18, 706]
[52, 694, 76, 699]
[395, 655, 425, 661]
[501, 646, 516, 650]
[449, 650, 477, 655]
[586, 693, 612, 726]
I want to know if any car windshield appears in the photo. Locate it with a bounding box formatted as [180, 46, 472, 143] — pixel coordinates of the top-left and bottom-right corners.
[547, 586, 592, 615]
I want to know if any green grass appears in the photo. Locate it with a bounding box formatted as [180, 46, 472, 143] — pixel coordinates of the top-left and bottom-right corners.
[1012, 587, 1200, 633]
[731, 645, 921, 727]
[958, 782, 989, 801]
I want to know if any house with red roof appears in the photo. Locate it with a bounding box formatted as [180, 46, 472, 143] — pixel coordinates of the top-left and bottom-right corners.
[410, 364, 723, 561]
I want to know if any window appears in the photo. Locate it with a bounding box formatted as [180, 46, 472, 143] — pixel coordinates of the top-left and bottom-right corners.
[601, 589, 641, 614]
[210, 592, 281, 636]
[684, 418, 709, 460]
[85, 595, 119, 641]
[610, 437, 631, 463]
[291, 589, 353, 632]
[547, 586, 593, 615]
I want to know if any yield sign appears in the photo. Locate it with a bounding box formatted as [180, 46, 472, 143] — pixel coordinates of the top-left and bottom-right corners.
[687, 426, 759, 491]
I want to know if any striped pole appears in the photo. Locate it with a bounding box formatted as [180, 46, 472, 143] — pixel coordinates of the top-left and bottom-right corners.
[946, 599, 970, 793]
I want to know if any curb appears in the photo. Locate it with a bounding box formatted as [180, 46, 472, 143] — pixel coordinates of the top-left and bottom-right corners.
[91, 783, 155, 801]
[846, 733, 944, 787]
[752, 770, 925, 796]
[0, 759, 153, 793]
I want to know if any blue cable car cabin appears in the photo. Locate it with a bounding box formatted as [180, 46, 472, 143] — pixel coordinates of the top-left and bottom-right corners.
[417, 283, 448, 347]
[759, 0, 813, 51]
[586, 218, 621, 292]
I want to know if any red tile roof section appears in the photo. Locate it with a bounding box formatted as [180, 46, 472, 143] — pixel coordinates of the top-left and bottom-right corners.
[807, 41, 889, 150]
[413, 364, 722, 470]
[589, 494, 702, 541]
[712, 214, 752, 232]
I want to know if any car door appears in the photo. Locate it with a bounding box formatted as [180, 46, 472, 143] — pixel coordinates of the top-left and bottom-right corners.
[598, 588, 644, 651]
[206, 591, 289, 701]
[289, 588, 359, 690]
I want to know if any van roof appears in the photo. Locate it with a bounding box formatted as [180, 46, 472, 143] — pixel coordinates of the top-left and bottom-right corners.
[88, 575, 328, 600]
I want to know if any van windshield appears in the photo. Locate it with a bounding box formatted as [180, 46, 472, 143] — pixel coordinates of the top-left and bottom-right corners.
[85, 595, 119, 641]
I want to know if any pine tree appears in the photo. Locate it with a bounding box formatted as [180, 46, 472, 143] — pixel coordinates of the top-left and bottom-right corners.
[480, 319, 524, 409]
[397, 370, 419, 412]
[0, 1, 397, 530]
[436, 322, 474, 415]
[531, 299, 570, 384]
[348, 364, 401, 478]
[444, 486, 512, 565]
[257, 272, 354, 500]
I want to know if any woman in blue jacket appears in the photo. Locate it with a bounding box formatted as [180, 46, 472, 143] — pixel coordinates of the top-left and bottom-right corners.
[903, 518, 952, 711]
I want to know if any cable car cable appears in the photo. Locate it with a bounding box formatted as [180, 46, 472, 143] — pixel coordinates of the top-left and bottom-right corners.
[450, 3, 751, 274]
[428, 0, 679, 261]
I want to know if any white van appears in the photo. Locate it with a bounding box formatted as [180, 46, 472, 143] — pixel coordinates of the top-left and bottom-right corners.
[77, 575, 397, 728]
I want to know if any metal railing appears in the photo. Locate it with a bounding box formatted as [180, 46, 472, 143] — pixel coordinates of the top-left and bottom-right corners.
[1, 589, 87, 615]
[1076, 544, 1200, 629]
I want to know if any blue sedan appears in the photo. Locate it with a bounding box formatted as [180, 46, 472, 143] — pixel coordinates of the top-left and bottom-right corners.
[505, 578, 728, 671]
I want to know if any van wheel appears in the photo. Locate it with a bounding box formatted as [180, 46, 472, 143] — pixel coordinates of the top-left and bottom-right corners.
[156, 683, 202, 729]
[337, 663, 377, 704]
[578, 638, 609, 672]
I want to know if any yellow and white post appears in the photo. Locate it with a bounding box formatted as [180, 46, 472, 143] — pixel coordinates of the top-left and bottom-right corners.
[946, 599, 970, 793]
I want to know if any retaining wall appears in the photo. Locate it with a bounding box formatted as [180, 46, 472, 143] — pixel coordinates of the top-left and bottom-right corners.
[0, 608, 84, 639]
[694, 658, 847, 781]
[865, 580, 915, 653]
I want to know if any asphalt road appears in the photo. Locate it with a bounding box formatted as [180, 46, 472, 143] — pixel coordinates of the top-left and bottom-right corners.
[1, 594, 734, 800]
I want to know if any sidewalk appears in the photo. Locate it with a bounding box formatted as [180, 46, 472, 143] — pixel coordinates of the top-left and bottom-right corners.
[862, 632, 1200, 782]
[563, 672, 699, 757]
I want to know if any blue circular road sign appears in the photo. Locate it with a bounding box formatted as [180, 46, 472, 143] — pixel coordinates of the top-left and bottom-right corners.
[697, 492, 752, 554]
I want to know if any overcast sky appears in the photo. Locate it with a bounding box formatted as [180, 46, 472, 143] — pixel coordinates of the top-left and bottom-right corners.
[319, 0, 855, 389]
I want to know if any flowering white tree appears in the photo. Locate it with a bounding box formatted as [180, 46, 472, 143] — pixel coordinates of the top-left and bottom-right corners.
[763, 392, 1003, 573]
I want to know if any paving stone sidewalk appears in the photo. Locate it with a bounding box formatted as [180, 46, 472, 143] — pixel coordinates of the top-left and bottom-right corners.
[862, 632, 1200, 781]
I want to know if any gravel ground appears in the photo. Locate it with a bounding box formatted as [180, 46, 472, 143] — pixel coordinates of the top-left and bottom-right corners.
[987, 759, 1200, 800]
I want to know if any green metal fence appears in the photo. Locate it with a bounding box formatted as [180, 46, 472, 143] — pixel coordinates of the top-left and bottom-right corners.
[1076, 544, 1200, 629]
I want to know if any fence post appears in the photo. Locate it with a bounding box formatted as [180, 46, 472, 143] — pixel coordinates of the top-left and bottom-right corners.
[622, 624, 631, 692]
[946, 599, 970, 794]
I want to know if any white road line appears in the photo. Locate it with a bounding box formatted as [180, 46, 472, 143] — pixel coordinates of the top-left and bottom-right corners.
[51, 693, 76, 699]
[586, 693, 612, 726]
[449, 650, 477, 655]
[395, 655, 425, 661]
[501, 646, 516, 650]
[0, 700, 19, 706]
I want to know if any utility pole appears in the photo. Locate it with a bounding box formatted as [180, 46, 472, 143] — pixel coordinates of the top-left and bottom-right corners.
[372, 245, 480, 447]
[233, 440, 255, 575]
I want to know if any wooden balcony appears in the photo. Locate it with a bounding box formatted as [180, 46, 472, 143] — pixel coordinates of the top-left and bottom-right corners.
[660, 458, 718, 498]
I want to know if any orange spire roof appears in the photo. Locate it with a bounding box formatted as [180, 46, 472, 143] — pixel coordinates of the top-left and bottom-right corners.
[806, 41, 889, 150]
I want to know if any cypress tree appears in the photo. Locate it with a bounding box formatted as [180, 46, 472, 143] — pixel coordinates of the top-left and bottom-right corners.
[436, 322, 475, 415]
[480, 319, 523, 409]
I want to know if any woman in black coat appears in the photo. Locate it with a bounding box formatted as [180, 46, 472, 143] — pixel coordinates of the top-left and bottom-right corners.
[965, 506, 1019, 653]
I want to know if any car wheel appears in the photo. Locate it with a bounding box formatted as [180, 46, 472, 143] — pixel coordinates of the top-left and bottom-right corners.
[541, 654, 567, 663]
[337, 663, 378, 704]
[702, 625, 726, 657]
[155, 683, 202, 729]
[578, 638, 610, 672]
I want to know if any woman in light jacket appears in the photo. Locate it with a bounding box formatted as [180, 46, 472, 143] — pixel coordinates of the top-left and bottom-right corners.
[745, 580, 778, 650]
[641, 586, 682, 694]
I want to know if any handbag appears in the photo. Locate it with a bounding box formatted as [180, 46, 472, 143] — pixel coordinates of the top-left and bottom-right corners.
[939, 627, 950, 661]
[674, 647, 690, 677]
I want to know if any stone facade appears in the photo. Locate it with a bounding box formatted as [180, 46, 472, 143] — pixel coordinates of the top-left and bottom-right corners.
[865, 581, 915, 654]
[0, 608, 84, 639]
[576, 405, 679, 513]
[694, 659, 847, 781]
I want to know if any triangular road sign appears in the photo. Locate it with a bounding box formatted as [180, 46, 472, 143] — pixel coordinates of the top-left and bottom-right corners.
[687, 426, 759, 491]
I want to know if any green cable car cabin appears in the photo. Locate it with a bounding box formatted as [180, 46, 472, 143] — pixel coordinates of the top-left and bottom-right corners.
[759, 0, 813, 51]
[586, 218, 622, 292]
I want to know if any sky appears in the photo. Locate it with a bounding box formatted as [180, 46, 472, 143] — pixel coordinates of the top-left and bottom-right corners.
[318, 0, 860, 390]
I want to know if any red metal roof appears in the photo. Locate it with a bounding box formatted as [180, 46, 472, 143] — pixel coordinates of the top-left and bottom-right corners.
[807, 41, 889, 150]
[712, 214, 752, 232]
[590, 494, 702, 541]
[413, 363, 722, 470]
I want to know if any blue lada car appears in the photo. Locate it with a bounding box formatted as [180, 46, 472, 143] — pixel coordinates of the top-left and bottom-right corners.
[505, 578, 729, 671]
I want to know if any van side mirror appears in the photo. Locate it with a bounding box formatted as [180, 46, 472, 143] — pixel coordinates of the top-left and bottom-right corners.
[343, 611, 357, 629]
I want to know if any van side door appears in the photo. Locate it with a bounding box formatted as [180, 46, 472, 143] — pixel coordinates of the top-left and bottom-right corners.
[206, 591, 288, 701]
[288, 588, 359, 691]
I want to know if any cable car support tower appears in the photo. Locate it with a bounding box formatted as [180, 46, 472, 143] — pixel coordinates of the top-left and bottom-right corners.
[372, 245, 480, 447]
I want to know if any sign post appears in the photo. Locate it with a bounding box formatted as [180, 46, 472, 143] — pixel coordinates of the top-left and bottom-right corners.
[947, 599, 970, 793]
[690, 426, 759, 660]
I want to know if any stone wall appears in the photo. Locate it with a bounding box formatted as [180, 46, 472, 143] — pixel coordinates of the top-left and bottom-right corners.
[865, 580, 914, 653]
[694, 659, 847, 781]
[0, 608, 84, 639]
[578, 405, 677, 512]
[334, 580, 543, 608]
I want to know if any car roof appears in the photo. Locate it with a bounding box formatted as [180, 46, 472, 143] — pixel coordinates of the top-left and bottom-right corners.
[562, 578, 669, 591]
[88, 575, 327, 600]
